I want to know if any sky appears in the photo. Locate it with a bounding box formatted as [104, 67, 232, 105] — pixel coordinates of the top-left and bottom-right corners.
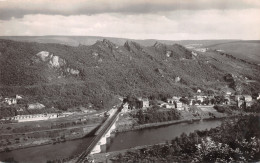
[0, 0, 260, 40]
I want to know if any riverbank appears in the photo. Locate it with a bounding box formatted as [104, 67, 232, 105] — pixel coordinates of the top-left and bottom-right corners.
[0, 124, 99, 153]
[115, 108, 248, 133]
[92, 114, 260, 163]
[90, 143, 165, 163]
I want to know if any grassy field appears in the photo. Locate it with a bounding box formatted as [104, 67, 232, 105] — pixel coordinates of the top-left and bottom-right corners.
[206, 41, 260, 64]
[0, 112, 105, 152]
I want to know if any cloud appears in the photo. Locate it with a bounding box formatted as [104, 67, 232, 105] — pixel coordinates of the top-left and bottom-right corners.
[0, 0, 260, 20]
[1, 9, 259, 40]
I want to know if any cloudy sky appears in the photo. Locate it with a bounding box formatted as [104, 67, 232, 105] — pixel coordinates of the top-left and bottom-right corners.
[0, 0, 260, 40]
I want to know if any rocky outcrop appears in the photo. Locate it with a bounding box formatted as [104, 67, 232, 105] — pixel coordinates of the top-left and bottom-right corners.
[166, 51, 173, 57]
[175, 76, 181, 83]
[35, 51, 79, 76]
[153, 41, 166, 50]
[36, 51, 50, 61]
[94, 39, 117, 51]
[48, 55, 66, 68]
[124, 41, 143, 52]
[35, 51, 66, 68]
[66, 68, 80, 75]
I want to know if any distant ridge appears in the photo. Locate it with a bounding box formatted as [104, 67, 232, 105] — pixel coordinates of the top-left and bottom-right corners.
[0, 35, 239, 47]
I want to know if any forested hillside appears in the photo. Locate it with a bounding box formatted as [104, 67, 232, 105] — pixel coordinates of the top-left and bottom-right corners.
[0, 39, 259, 110]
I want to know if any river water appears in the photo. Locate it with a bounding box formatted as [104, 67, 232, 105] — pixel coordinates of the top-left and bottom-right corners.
[0, 119, 222, 163]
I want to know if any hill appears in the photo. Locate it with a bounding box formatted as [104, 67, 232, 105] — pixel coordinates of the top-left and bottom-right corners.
[0, 36, 238, 47]
[0, 39, 259, 110]
[205, 41, 260, 64]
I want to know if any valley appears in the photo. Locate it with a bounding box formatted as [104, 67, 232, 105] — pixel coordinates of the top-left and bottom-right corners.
[0, 37, 260, 163]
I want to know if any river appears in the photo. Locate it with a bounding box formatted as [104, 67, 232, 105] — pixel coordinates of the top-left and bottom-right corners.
[0, 119, 223, 163]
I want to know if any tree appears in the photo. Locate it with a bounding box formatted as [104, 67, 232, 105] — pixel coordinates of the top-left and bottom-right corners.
[204, 98, 210, 105]
[179, 97, 189, 105]
[210, 98, 216, 105]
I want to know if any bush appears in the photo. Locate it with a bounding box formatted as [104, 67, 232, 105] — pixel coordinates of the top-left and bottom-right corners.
[214, 105, 225, 113]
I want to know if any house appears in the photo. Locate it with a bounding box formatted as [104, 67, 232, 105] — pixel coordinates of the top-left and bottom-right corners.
[10, 113, 58, 122]
[165, 103, 175, 109]
[189, 98, 196, 105]
[257, 93, 260, 100]
[245, 101, 253, 108]
[226, 91, 232, 96]
[235, 95, 243, 101]
[196, 96, 204, 102]
[121, 103, 130, 113]
[16, 107, 25, 112]
[4, 98, 17, 105]
[167, 98, 175, 104]
[176, 101, 183, 108]
[176, 101, 184, 110]
[244, 95, 252, 102]
[237, 100, 244, 108]
[138, 98, 149, 108]
[172, 96, 181, 101]
[16, 95, 23, 99]
[157, 101, 167, 107]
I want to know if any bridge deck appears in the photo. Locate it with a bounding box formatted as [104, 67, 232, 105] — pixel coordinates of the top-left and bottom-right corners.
[94, 109, 117, 135]
[76, 108, 120, 163]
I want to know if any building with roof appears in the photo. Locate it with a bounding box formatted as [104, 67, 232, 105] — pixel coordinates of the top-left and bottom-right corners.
[167, 98, 175, 104]
[4, 98, 17, 105]
[257, 93, 260, 100]
[244, 95, 252, 102]
[137, 98, 149, 108]
[121, 103, 130, 113]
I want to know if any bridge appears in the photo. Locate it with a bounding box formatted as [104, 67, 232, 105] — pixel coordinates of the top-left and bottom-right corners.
[76, 107, 121, 163]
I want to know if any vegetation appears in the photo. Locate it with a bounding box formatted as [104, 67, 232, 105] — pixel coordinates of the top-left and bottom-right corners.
[112, 115, 260, 162]
[213, 105, 237, 114]
[245, 100, 260, 113]
[0, 107, 17, 119]
[132, 107, 181, 124]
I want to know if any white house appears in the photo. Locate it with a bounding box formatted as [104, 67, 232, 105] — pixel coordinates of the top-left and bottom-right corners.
[121, 103, 130, 113]
[257, 93, 260, 100]
[138, 98, 149, 108]
[176, 101, 183, 108]
[244, 95, 252, 102]
[165, 104, 175, 109]
[4, 98, 17, 105]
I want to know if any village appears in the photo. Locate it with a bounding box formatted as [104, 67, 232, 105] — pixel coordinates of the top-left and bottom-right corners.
[0, 95, 98, 123]
[121, 89, 260, 114]
[1, 88, 260, 123]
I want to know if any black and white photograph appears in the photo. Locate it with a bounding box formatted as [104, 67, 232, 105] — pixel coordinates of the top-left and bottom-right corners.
[0, 0, 260, 162]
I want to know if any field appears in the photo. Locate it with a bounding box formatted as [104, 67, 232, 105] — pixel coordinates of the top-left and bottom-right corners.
[206, 41, 260, 64]
[0, 112, 105, 152]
